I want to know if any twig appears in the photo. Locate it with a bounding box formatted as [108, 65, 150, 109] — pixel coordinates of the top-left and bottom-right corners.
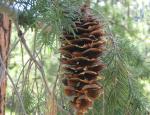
[0, 3, 52, 96]
[0, 54, 27, 115]
[52, 55, 62, 94]
[16, 44, 44, 86]
[15, 23, 52, 96]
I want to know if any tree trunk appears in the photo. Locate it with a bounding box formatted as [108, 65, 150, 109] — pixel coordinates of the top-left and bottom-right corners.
[0, 13, 11, 115]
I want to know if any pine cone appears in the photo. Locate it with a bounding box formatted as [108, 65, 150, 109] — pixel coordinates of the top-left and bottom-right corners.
[60, 5, 106, 115]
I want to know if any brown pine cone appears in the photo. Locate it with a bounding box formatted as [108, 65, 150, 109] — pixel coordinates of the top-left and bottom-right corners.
[60, 5, 106, 115]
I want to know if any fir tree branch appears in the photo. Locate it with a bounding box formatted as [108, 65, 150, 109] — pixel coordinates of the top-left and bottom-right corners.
[0, 3, 52, 96]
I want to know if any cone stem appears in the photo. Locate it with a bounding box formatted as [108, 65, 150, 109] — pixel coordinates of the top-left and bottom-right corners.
[77, 111, 85, 115]
[85, 0, 91, 7]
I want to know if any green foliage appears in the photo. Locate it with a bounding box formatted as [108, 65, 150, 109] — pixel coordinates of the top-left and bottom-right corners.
[102, 38, 149, 115]
[87, 1, 150, 115]
[22, 89, 35, 114]
[14, 0, 85, 47]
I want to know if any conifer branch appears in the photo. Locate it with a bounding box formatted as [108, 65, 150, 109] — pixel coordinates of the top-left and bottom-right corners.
[0, 3, 52, 96]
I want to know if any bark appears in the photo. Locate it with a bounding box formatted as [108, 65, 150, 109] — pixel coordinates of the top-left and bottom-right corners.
[0, 13, 11, 115]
